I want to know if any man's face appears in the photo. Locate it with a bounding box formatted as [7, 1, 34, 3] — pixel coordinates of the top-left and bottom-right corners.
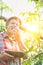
[7, 19, 20, 34]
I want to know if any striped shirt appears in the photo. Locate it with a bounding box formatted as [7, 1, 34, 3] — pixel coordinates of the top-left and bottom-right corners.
[0, 32, 21, 65]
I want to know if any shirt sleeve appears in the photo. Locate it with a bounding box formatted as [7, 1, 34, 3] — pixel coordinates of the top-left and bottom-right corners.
[0, 34, 4, 52]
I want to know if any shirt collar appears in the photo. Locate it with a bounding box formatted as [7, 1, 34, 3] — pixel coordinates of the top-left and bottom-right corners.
[2, 32, 8, 38]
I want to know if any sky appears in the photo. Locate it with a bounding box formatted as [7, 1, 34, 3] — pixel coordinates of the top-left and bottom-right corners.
[3, 0, 35, 18]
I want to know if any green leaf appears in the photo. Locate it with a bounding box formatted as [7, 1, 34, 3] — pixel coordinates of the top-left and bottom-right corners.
[28, 0, 32, 2]
[8, 8, 13, 12]
[20, 12, 26, 16]
[34, 60, 42, 65]
[0, 1, 12, 12]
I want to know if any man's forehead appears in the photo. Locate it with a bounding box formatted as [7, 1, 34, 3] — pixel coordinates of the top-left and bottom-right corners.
[8, 19, 20, 25]
[10, 19, 18, 22]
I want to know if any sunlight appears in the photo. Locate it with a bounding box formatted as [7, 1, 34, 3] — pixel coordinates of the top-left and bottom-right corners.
[29, 24, 38, 32]
[24, 22, 39, 33]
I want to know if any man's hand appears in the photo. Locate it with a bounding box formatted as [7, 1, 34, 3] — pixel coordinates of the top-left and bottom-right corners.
[23, 54, 28, 59]
[0, 52, 14, 61]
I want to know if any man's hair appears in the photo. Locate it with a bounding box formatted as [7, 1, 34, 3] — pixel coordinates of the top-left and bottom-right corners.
[6, 16, 22, 26]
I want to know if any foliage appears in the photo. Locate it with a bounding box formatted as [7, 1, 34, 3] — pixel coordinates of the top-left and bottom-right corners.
[0, 20, 6, 32]
[22, 52, 43, 65]
[0, 1, 12, 12]
[0, 1, 12, 32]
[20, 1, 43, 65]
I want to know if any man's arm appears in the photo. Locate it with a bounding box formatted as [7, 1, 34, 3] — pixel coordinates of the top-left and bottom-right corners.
[20, 25, 27, 32]
[0, 51, 14, 61]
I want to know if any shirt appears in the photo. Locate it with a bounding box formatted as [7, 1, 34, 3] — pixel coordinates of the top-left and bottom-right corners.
[0, 32, 21, 65]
